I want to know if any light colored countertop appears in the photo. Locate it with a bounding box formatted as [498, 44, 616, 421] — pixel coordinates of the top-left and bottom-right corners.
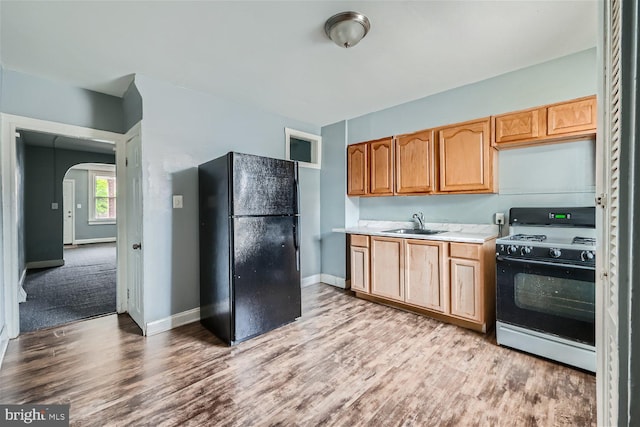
[334, 220, 499, 244]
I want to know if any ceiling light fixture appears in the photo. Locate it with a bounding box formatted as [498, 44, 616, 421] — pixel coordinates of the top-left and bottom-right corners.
[324, 11, 371, 48]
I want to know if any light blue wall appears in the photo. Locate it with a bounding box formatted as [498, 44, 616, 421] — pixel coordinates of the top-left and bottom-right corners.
[321, 48, 597, 277]
[64, 169, 117, 240]
[0, 69, 124, 133]
[356, 49, 597, 224]
[133, 75, 322, 323]
[320, 120, 347, 278]
[347, 49, 597, 143]
[24, 146, 115, 263]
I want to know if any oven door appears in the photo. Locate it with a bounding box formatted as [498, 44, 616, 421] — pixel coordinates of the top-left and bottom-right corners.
[496, 255, 595, 346]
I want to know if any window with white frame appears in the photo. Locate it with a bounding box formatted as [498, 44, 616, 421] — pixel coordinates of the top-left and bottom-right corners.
[89, 170, 116, 224]
[285, 128, 322, 169]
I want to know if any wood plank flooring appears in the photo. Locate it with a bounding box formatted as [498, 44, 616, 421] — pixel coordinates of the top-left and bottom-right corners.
[0, 283, 596, 426]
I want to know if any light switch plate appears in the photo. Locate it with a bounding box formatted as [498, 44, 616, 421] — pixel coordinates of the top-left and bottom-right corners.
[173, 195, 183, 209]
[77, 204, 82, 209]
[51, 202, 59, 210]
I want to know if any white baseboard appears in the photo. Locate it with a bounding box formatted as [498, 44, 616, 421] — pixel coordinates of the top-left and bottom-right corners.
[26, 259, 64, 269]
[301, 274, 321, 287]
[74, 237, 117, 245]
[320, 274, 348, 289]
[18, 269, 27, 303]
[0, 324, 8, 370]
[146, 307, 201, 336]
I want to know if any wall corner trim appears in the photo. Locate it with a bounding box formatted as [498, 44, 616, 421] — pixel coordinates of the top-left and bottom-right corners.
[145, 307, 201, 337]
[320, 274, 348, 289]
[301, 274, 322, 287]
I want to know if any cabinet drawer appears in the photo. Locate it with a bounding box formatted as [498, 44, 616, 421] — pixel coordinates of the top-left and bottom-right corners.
[449, 242, 480, 260]
[350, 234, 369, 248]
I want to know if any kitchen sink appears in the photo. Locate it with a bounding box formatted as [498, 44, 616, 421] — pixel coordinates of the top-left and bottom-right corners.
[383, 228, 446, 235]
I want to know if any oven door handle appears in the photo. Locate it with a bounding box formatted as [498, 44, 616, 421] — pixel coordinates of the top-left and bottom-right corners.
[496, 255, 596, 271]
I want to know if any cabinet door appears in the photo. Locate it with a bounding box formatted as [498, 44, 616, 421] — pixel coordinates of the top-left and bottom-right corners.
[395, 130, 434, 194]
[350, 246, 370, 293]
[369, 138, 394, 195]
[404, 240, 448, 312]
[449, 258, 482, 322]
[493, 108, 546, 145]
[547, 96, 597, 136]
[438, 118, 493, 192]
[370, 237, 404, 301]
[347, 143, 368, 196]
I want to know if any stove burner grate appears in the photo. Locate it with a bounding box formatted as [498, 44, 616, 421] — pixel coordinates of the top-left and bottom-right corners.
[573, 236, 596, 245]
[508, 234, 547, 242]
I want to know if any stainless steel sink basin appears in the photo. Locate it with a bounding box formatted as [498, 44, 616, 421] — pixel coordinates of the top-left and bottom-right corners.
[383, 228, 446, 235]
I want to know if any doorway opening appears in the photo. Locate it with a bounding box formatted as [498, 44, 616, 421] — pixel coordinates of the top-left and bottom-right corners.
[1, 114, 128, 339]
[17, 130, 120, 332]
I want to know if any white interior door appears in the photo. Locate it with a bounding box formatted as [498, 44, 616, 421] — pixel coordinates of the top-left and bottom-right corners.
[126, 134, 144, 332]
[63, 179, 75, 245]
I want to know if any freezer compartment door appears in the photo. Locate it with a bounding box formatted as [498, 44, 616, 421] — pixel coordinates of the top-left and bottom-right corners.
[232, 216, 301, 342]
[231, 153, 298, 216]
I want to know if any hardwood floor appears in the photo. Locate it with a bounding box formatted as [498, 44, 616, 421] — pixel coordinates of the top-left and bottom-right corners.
[0, 283, 595, 426]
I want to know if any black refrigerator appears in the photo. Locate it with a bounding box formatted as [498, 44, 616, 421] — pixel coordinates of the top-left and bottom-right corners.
[199, 152, 301, 345]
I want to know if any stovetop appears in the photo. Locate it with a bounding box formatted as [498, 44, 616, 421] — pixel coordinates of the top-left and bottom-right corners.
[498, 233, 596, 250]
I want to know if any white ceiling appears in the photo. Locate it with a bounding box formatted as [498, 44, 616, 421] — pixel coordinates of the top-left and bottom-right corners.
[0, 1, 598, 126]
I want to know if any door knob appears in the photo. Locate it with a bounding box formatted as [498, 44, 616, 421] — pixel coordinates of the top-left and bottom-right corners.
[132, 243, 142, 250]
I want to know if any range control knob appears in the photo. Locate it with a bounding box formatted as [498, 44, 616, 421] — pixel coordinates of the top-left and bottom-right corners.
[520, 246, 532, 256]
[549, 248, 562, 258]
[581, 251, 595, 261]
[507, 245, 518, 255]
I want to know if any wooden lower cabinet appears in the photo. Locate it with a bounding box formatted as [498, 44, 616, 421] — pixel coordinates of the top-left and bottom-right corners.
[351, 234, 496, 333]
[370, 237, 404, 301]
[404, 239, 448, 313]
[350, 245, 370, 293]
[449, 258, 482, 322]
[349, 235, 370, 293]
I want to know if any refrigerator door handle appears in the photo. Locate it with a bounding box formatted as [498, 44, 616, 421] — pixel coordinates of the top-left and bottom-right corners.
[293, 221, 300, 272]
[294, 163, 300, 215]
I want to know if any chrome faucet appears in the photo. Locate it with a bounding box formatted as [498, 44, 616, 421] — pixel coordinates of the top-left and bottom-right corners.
[412, 212, 425, 230]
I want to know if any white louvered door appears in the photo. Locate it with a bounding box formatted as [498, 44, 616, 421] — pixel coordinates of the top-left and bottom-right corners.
[597, 0, 621, 425]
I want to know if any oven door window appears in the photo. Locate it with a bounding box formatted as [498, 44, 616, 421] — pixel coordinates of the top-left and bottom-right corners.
[496, 258, 595, 345]
[514, 273, 594, 322]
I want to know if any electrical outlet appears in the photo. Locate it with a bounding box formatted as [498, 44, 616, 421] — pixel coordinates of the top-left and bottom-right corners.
[172, 195, 183, 209]
[495, 212, 505, 225]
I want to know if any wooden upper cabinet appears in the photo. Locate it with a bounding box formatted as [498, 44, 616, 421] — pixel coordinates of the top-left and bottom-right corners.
[547, 96, 597, 136]
[493, 107, 546, 144]
[347, 143, 368, 196]
[395, 130, 434, 194]
[438, 118, 495, 193]
[369, 137, 394, 195]
[493, 95, 597, 149]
